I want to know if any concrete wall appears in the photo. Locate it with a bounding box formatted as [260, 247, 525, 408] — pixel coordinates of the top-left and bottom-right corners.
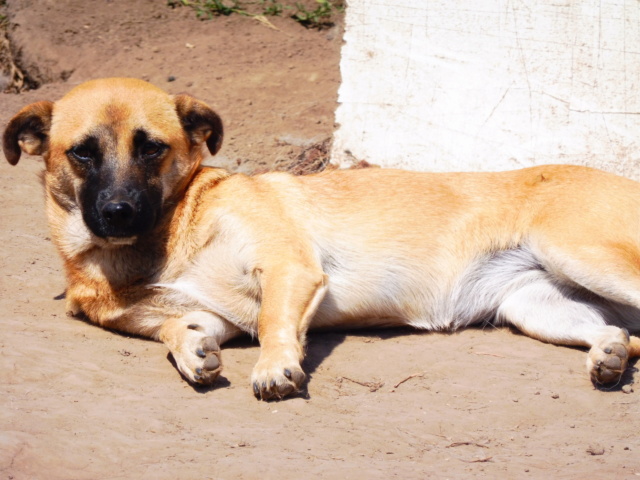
[331, 0, 640, 179]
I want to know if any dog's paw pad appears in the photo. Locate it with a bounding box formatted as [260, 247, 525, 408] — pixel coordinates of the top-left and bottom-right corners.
[589, 342, 628, 385]
[283, 368, 305, 385]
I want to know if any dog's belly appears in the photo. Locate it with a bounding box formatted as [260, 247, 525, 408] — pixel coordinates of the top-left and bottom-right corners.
[311, 245, 549, 332]
[311, 264, 442, 330]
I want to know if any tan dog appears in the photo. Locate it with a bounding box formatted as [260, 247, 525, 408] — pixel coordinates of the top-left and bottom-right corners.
[4, 78, 640, 399]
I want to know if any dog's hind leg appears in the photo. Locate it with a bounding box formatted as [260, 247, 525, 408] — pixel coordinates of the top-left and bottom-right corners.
[496, 277, 636, 385]
[495, 240, 640, 387]
[533, 239, 640, 383]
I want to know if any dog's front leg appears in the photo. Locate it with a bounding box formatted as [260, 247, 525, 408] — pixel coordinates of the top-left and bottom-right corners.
[252, 265, 328, 400]
[159, 311, 241, 385]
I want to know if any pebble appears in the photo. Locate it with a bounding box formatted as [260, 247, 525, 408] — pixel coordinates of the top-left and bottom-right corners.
[622, 384, 633, 394]
[586, 445, 605, 456]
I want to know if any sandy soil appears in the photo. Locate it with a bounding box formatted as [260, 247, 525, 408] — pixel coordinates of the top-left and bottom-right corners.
[1, 1, 639, 478]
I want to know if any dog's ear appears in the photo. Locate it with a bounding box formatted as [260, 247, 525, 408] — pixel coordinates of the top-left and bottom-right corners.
[174, 94, 223, 155]
[3, 101, 54, 165]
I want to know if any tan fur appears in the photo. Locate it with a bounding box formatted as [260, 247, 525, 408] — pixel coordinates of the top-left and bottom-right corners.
[4, 78, 640, 400]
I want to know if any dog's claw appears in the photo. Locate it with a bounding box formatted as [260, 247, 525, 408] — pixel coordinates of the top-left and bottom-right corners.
[196, 348, 206, 358]
[284, 368, 292, 379]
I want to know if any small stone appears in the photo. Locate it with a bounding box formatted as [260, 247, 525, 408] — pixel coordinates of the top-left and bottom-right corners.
[622, 385, 633, 394]
[167, 75, 176, 82]
[586, 445, 605, 456]
[551, 393, 559, 399]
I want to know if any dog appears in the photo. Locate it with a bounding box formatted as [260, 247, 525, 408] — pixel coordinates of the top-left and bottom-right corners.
[4, 78, 640, 400]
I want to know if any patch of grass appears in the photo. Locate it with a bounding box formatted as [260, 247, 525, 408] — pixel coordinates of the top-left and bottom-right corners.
[260, 0, 284, 16]
[168, 0, 343, 29]
[292, 0, 343, 28]
[168, 0, 245, 18]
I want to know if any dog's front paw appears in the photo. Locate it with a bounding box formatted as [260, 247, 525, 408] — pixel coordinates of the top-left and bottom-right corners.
[172, 325, 223, 385]
[251, 354, 306, 400]
[587, 330, 630, 385]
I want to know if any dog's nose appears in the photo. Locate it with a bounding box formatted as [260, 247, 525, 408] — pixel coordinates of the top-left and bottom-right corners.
[101, 201, 135, 228]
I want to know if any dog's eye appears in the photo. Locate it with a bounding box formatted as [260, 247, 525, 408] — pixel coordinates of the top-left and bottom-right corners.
[140, 142, 166, 160]
[69, 146, 92, 163]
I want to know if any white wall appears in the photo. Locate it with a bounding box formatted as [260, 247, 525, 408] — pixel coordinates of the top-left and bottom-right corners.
[331, 0, 640, 179]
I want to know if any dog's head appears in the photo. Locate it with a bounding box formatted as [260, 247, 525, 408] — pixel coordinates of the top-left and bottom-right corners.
[3, 78, 222, 246]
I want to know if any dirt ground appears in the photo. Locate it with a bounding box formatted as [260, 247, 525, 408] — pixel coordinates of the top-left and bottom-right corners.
[1, 1, 639, 478]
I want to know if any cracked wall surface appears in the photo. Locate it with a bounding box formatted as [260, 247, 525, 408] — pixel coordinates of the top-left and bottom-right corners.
[332, 0, 640, 179]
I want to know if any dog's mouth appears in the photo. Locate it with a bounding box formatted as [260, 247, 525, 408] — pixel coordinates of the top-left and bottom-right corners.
[90, 234, 139, 249]
[106, 236, 139, 246]
[83, 203, 157, 243]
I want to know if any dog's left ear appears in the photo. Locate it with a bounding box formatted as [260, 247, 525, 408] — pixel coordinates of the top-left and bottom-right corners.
[3, 101, 54, 165]
[174, 94, 224, 155]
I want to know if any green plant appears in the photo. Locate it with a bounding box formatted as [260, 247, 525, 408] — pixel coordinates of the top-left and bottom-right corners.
[168, 0, 343, 28]
[260, 0, 285, 16]
[291, 0, 343, 28]
[197, 0, 244, 17]
[168, 0, 245, 18]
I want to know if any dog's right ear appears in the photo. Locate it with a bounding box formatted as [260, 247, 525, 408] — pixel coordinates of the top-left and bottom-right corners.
[3, 101, 54, 165]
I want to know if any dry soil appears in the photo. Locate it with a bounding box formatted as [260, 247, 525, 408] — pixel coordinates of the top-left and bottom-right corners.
[1, 1, 639, 479]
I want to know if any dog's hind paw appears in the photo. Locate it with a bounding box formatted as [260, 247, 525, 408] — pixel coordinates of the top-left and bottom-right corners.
[587, 329, 630, 386]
